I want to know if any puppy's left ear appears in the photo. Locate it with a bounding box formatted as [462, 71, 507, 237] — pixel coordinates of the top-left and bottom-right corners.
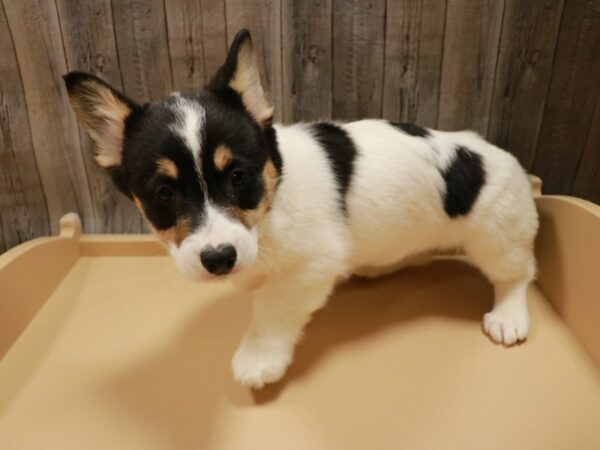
[63, 71, 139, 168]
[207, 29, 273, 127]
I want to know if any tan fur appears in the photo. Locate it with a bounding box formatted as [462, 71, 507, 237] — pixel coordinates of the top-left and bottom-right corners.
[68, 80, 131, 168]
[133, 195, 190, 246]
[155, 218, 191, 247]
[228, 159, 278, 228]
[213, 145, 233, 171]
[157, 158, 178, 178]
[228, 39, 273, 126]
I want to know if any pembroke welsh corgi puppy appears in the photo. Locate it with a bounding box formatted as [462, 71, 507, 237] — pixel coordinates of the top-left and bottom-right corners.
[64, 29, 538, 388]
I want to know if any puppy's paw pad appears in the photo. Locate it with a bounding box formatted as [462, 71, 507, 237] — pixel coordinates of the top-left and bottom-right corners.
[231, 340, 292, 389]
[483, 308, 529, 346]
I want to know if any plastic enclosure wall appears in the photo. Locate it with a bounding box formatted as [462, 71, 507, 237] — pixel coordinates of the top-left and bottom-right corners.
[535, 196, 600, 364]
[1, 197, 599, 366]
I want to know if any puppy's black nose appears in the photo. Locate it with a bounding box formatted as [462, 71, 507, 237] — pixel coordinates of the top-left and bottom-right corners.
[200, 244, 237, 275]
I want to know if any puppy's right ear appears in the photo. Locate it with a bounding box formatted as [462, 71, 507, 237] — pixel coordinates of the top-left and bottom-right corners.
[63, 72, 139, 168]
[207, 29, 273, 127]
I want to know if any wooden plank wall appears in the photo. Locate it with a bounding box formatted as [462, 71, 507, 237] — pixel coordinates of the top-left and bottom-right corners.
[0, 0, 598, 252]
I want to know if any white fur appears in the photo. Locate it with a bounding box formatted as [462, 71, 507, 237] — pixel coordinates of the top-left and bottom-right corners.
[224, 120, 538, 388]
[160, 114, 537, 388]
[169, 95, 205, 176]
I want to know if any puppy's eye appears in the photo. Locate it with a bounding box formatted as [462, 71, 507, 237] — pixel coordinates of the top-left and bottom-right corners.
[231, 169, 246, 187]
[155, 185, 174, 203]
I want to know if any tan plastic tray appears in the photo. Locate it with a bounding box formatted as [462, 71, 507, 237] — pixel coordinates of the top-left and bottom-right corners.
[1, 194, 599, 449]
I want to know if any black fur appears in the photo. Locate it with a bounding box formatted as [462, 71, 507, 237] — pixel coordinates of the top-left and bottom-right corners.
[117, 89, 281, 232]
[63, 27, 283, 236]
[206, 29, 250, 94]
[204, 29, 267, 124]
[200, 91, 280, 211]
[441, 146, 486, 218]
[122, 99, 205, 231]
[389, 121, 430, 138]
[311, 122, 357, 212]
[263, 124, 282, 173]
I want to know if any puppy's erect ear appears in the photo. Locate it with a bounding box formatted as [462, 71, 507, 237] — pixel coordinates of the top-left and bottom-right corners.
[207, 29, 273, 127]
[63, 72, 139, 168]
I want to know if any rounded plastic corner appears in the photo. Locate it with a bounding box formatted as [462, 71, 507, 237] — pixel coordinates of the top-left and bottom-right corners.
[59, 213, 82, 239]
[529, 175, 542, 197]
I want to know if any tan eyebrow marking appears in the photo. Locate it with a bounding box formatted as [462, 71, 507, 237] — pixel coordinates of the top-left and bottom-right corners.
[154, 217, 190, 246]
[214, 144, 233, 171]
[227, 158, 279, 229]
[157, 158, 178, 178]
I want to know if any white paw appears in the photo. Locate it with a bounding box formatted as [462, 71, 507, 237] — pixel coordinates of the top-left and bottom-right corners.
[231, 336, 293, 389]
[483, 306, 529, 346]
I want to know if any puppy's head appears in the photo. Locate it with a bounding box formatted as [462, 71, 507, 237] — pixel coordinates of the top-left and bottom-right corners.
[64, 30, 281, 281]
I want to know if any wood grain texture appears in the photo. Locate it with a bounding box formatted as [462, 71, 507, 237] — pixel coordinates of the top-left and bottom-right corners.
[165, 0, 228, 91]
[165, 0, 206, 90]
[437, 0, 505, 134]
[0, 1, 49, 252]
[332, 0, 386, 120]
[532, 0, 600, 196]
[488, 0, 564, 169]
[111, 0, 173, 101]
[57, 0, 143, 233]
[281, 0, 333, 122]
[382, 0, 447, 127]
[198, 0, 229, 82]
[225, 0, 283, 121]
[3, 0, 94, 234]
[2, 0, 600, 253]
[572, 91, 600, 204]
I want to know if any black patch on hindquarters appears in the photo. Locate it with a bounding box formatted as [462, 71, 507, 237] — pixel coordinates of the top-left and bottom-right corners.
[389, 121, 430, 138]
[441, 146, 486, 217]
[310, 122, 357, 212]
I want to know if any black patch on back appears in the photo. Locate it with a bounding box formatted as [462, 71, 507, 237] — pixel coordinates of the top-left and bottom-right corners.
[441, 146, 486, 218]
[389, 121, 430, 138]
[310, 122, 357, 212]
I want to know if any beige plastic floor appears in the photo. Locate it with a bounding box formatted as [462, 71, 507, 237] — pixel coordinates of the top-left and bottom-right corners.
[0, 254, 599, 449]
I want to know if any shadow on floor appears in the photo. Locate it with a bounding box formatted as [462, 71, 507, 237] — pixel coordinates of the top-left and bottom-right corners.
[106, 259, 492, 448]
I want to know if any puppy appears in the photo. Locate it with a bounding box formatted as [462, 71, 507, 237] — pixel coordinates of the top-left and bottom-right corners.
[64, 29, 538, 388]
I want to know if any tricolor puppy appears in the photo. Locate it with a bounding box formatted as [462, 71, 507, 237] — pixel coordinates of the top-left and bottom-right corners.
[64, 29, 538, 388]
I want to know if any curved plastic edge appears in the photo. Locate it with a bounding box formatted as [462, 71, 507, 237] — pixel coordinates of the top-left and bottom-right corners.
[535, 195, 600, 366]
[0, 214, 82, 358]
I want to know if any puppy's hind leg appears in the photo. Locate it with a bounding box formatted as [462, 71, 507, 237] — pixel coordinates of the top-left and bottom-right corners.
[465, 234, 536, 346]
[483, 276, 531, 345]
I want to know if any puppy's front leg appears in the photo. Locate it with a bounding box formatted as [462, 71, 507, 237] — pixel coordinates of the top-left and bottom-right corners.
[232, 274, 336, 389]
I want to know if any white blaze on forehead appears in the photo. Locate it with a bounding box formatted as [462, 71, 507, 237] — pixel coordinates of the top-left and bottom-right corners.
[169, 96, 205, 167]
